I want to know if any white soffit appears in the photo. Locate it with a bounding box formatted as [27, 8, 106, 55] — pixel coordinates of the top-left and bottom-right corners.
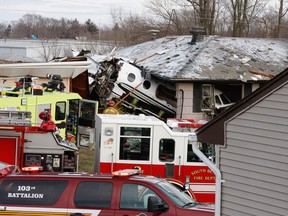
[0, 61, 90, 78]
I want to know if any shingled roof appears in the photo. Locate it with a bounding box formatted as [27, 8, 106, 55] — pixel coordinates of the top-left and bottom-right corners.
[112, 35, 288, 82]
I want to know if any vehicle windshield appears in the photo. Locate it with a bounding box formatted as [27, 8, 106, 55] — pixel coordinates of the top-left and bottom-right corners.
[156, 180, 196, 207]
[219, 93, 233, 105]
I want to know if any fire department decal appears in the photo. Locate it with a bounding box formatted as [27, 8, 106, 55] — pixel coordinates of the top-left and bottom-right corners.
[7, 193, 44, 199]
[191, 168, 216, 181]
[7, 185, 44, 199]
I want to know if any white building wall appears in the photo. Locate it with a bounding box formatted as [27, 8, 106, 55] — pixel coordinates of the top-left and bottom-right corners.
[176, 82, 206, 121]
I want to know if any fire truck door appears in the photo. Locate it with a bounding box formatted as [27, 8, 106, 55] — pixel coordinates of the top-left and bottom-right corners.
[0, 137, 19, 165]
[151, 125, 183, 179]
[77, 99, 98, 148]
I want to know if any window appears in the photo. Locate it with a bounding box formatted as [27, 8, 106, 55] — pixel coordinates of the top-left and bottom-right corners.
[193, 83, 202, 112]
[143, 80, 151, 89]
[187, 143, 214, 162]
[127, 73, 136, 82]
[155, 84, 176, 107]
[78, 100, 97, 127]
[159, 139, 175, 162]
[219, 93, 233, 105]
[55, 101, 66, 121]
[74, 181, 113, 208]
[120, 183, 162, 209]
[0, 180, 68, 205]
[215, 95, 221, 106]
[119, 127, 151, 160]
[66, 99, 79, 135]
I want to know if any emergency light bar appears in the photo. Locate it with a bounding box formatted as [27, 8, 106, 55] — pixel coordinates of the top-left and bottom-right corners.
[31, 85, 43, 95]
[22, 166, 43, 172]
[167, 118, 205, 128]
[112, 169, 143, 177]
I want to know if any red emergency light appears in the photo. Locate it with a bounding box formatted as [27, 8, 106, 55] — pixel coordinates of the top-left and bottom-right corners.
[112, 169, 143, 177]
[167, 118, 206, 128]
[22, 166, 43, 172]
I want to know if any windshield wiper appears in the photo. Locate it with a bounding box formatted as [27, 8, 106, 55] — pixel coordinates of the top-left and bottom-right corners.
[182, 201, 200, 208]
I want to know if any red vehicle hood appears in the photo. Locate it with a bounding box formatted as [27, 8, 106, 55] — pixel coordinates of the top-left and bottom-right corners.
[176, 202, 214, 215]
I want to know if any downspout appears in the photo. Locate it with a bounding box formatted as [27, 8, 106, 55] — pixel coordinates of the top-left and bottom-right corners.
[179, 89, 184, 118]
[189, 134, 223, 216]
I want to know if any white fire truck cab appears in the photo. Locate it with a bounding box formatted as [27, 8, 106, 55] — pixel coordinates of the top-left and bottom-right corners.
[80, 114, 215, 203]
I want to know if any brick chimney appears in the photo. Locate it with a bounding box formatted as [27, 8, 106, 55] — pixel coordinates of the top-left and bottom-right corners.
[189, 27, 206, 45]
[148, 29, 160, 40]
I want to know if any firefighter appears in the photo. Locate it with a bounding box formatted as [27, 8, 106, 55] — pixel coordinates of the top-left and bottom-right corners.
[103, 100, 119, 114]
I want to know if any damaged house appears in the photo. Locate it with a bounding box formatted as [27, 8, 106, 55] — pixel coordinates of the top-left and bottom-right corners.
[71, 34, 288, 121]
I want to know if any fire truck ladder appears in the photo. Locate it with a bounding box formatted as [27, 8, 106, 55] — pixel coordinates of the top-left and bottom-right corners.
[0, 110, 32, 126]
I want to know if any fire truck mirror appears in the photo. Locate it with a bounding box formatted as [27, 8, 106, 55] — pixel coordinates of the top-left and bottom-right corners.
[184, 176, 190, 190]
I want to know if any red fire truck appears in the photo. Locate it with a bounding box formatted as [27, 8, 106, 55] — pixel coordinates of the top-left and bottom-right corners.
[79, 113, 215, 203]
[0, 109, 78, 172]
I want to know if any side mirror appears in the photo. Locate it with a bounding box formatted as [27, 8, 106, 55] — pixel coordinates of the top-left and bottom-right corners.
[183, 176, 190, 190]
[147, 196, 158, 212]
[183, 182, 190, 191]
[147, 196, 168, 212]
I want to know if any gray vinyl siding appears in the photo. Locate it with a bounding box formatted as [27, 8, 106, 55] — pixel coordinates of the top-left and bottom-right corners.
[219, 85, 288, 216]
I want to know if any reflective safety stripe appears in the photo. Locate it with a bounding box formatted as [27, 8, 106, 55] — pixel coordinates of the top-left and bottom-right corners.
[190, 183, 215, 193]
[0, 211, 66, 216]
[0, 206, 101, 216]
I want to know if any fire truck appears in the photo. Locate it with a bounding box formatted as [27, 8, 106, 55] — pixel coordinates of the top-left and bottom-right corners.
[0, 109, 78, 172]
[0, 75, 98, 146]
[79, 113, 215, 203]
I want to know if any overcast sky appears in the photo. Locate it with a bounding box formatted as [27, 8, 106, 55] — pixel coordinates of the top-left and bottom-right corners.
[0, 0, 147, 26]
